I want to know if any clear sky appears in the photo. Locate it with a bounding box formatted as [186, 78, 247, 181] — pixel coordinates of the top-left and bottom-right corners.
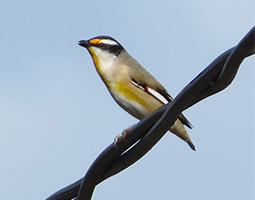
[0, 1, 254, 200]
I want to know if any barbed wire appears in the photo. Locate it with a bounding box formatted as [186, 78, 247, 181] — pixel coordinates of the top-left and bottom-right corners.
[46, 26, 254, 200]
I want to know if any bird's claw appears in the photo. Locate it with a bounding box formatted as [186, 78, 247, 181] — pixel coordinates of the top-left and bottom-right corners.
[114, 125, 133, 148]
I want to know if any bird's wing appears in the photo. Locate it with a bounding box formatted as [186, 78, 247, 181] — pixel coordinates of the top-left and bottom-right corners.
[129, 68, 193, 129]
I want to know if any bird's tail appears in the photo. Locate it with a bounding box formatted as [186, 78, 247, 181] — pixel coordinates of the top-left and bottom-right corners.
[169, 119, 196, 151]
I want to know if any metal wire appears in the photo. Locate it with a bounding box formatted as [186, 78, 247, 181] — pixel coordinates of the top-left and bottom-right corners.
[46, 26, 254, 200]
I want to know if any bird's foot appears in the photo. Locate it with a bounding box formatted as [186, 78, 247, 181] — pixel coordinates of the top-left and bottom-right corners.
[114, 125, 134, 148]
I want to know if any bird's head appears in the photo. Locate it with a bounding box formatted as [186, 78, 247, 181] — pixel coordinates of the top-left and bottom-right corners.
[78, 36, 126, 84]
[78, 36, 125, 72]
[78, 35, 124, 58]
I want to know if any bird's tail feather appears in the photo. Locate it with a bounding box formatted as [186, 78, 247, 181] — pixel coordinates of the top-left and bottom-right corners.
[169, 119, 196, 151]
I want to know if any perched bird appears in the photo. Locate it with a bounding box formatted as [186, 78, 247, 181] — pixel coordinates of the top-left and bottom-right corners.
[78, 36, 196, 151]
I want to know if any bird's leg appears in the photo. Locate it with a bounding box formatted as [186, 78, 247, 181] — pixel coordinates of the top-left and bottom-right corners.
[114, 125, 134, 147]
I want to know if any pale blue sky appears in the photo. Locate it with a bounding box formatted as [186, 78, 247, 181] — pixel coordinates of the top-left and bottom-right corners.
[0, 1, 254, 200]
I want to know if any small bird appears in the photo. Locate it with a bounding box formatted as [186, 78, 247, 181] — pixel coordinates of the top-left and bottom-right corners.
[78, 36, 196, 151]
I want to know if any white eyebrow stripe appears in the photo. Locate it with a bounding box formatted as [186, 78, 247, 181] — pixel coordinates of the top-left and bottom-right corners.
[99, 39, 119, 46]
[147, 87, 169, 104]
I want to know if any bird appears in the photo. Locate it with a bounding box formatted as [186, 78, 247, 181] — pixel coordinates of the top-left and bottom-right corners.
[78, 36, 196, 151]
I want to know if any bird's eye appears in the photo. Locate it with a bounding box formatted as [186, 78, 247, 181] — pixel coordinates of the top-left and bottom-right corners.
[99, 43, 105, 47]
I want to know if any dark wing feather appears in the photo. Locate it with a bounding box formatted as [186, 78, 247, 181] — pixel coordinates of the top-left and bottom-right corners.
[155, 87, 193, 129]
[127, 59, 193, 129]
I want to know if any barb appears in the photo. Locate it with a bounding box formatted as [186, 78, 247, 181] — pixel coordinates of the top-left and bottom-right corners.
[46, 26, 254, 200]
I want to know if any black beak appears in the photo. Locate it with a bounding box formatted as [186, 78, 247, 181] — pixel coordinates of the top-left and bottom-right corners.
[78, 40, 90, 48]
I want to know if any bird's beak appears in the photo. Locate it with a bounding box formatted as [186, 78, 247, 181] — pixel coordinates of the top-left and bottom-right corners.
[78, 40, 90, 48]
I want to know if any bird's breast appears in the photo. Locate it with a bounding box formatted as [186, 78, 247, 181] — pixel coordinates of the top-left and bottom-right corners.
[109, 79, 162, 120]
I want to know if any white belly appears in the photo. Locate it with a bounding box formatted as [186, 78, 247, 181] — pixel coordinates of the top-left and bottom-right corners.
[109, 88, 148, 120]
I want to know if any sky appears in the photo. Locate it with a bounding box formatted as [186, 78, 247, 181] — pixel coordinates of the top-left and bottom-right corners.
[0, 1, 254, 200]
